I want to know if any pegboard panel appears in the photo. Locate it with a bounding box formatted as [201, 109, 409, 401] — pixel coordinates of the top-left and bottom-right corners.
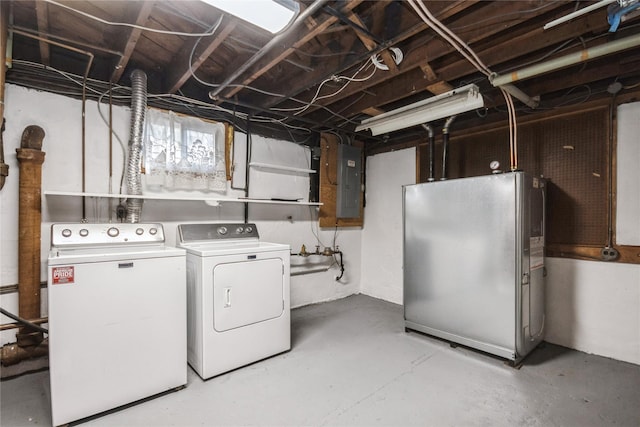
[420, 107, 609, 247]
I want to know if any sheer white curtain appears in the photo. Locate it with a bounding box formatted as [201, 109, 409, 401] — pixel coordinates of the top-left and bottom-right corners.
[144, 109, 227, 192]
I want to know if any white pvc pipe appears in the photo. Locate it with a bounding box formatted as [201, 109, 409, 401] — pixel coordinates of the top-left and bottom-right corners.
[491, 32, 640, 87]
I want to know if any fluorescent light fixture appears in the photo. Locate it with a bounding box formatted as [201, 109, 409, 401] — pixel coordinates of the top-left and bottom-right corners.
[355, 84, 484, 136]
[202, 0, 300, 34]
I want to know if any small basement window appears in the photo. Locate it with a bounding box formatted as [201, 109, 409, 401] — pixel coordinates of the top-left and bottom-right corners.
[144, 109, 227, 192]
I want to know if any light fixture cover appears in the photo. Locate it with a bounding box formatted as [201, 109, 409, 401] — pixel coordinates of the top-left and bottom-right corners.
[356, 84, 484, 136]
[203, 0, 300, 34]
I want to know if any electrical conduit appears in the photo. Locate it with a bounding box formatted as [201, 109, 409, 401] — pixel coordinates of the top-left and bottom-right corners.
[440, 116, 456, 180]
[420, 124, 435, 182]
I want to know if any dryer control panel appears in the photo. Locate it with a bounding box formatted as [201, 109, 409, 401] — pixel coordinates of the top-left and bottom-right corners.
[178, 223, 259, 243]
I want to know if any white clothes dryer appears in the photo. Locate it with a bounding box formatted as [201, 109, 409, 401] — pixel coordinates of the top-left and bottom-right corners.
[177, 223, 290, 379]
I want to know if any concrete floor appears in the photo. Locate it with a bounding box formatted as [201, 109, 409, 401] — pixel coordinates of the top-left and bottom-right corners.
[1, 294, 639, 426]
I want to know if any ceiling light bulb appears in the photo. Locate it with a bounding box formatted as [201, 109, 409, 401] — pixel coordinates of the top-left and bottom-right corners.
[202, 0, 300, 34]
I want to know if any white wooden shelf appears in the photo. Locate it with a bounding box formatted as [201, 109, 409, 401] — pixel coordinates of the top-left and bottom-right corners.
[43, 191, 322, 206]
[249, 162, 316, 174]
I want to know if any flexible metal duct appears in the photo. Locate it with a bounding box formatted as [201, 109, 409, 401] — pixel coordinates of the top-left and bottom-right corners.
[125, 69, 147, 223]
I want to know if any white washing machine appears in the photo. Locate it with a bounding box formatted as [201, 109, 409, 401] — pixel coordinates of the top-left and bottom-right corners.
[177, 223, 290, 379]
[47, 223, 187, 426]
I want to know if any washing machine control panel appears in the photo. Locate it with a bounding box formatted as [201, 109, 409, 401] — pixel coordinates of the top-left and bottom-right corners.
[51, 223, 166, 247]
[178, 223, 260, 243]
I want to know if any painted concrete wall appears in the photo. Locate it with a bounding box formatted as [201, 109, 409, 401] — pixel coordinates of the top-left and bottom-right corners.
[360, 148, 415, 304]
[0, 84, 360, 346]
[616, 102, 640, 246]
[545, 258, 639, 365]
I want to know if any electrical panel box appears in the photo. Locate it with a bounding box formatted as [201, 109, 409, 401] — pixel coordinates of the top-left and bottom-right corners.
[336, 144, 362, 218]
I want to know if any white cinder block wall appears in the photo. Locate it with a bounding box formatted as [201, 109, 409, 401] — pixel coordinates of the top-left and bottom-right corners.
[0, 84, 360, 346]
[360, 148, 415, 304]
[545, 258, 639, 364]
[359, 103, 640, 365]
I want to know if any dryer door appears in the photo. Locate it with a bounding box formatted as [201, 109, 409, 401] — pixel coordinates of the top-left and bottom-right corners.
[213, 258, 284, 332]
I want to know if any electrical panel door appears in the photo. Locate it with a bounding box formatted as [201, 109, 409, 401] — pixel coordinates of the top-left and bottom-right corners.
[336, 144, 362, 218]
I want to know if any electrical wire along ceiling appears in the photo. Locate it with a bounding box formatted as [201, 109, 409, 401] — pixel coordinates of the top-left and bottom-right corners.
[4, 0, 640, 148]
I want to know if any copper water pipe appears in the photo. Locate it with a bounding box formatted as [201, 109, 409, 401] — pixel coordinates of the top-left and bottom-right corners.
[0, 317, 48, 332]
[16, 126, 46, 329]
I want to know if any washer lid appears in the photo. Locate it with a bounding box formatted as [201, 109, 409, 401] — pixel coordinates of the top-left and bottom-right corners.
[48, 246, 186, 265]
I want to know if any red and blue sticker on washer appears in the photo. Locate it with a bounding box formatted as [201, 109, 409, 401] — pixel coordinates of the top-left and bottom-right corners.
[52, 266, 74, 285]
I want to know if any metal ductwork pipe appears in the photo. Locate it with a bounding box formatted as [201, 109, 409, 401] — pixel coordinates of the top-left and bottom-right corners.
[16, 126, 46, 342]
[491, 32, 640, 87]
[440, 116, 456, 181]
[125, 69, 147, 223]
[421, 124, 435, 182]
[208, 0, 328, 100]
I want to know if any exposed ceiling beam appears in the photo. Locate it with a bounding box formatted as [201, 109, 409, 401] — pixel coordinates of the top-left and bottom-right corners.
[8, 0, 638, 148]
[257, 0, 490, 112]
[228, 32, 314, 71]
[253, 2, 479, 112]
[420, 63, 453, 95]
[304, 2, 591, 123]
[220, 0, 365, 99]
[427, 80, 455, 95]
[362, 107, 385, 116]
[110, 0, 155, 83]
[347, 9, 398, 72]
[34, 1, 50, 66]
[165, 20, 237, 94]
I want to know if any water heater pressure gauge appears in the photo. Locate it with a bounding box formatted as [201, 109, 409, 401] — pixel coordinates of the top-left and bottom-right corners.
[490, 160, 501, 174]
